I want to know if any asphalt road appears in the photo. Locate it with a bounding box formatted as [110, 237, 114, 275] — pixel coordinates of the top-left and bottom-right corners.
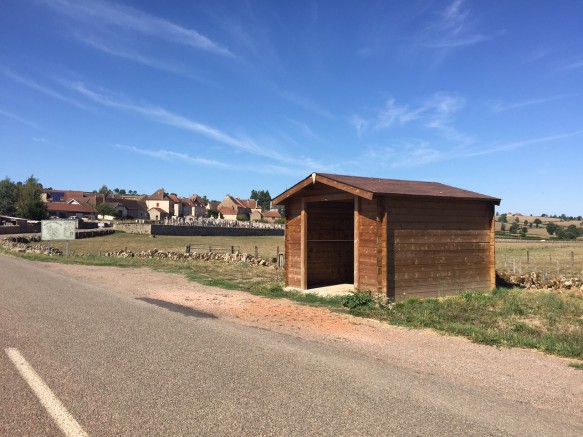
[1, 254, 581, 436]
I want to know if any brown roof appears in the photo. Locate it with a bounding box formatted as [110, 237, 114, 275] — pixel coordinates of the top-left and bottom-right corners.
[47, 203, 96, 213]
[148, 188, 168, 201]
[108, 197, 147, 211]
[148, 207, 167, 214]
[263, 210, 281, 218]
[168, 194, 181, 203]
[237, 198, 258, 209]
[273, 173, 501, 205]
[219, 207, 238, 216]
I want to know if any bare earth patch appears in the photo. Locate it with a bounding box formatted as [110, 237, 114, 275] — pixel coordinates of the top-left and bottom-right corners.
[43, 262, 583, 421]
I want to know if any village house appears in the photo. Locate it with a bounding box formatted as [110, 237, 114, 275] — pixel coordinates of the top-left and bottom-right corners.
[145, 189, 175, 217]
[218, 195, 263, 221]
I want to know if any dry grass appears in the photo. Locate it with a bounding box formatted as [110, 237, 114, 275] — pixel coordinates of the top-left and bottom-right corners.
[496, 241, 583, 278]
[48, 233, 285, 258]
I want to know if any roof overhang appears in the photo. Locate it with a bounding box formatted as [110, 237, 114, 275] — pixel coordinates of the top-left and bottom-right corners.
[272, 173, 374, 205]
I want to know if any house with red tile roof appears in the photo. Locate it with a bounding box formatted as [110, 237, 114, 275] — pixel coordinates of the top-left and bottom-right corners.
[145, 189, 175, 216]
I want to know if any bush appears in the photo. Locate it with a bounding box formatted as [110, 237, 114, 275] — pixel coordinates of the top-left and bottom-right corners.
[342, 292, 374, 309]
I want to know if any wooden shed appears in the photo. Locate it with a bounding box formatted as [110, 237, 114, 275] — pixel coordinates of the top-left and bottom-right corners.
[272, 173, 501, 301]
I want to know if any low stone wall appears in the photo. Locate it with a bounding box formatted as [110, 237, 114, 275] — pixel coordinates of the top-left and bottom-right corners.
[103, 248, 278, 268]
[114, 223, 152, 234]
[151, 225, 283, 237]
[498, 271, 583, 292]
[0, 223, 41, 235]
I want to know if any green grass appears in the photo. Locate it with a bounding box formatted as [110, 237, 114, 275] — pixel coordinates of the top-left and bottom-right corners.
[348, 287, 583, 360]
[569, 362, 583, 370]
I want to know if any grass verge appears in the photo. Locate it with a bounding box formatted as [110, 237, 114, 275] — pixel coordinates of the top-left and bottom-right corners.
[348, 288, 583, 360]
[3, 247, 583, 361]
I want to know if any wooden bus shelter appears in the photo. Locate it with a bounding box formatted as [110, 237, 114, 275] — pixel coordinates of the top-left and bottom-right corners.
[272, 173, 501, 301]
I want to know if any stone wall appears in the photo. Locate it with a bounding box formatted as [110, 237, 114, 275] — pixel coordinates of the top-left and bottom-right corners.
[151, 225, 283, 237]
[114, 223, 284, 237]
[0, 223, 41, 235]
[114, 223, 152, 234]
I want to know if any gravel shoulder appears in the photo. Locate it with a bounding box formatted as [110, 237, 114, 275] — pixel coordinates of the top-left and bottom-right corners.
[42, 261, 583, 421]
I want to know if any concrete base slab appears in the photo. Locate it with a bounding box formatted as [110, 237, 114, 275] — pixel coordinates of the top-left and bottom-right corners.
[285, 284, 355, 297]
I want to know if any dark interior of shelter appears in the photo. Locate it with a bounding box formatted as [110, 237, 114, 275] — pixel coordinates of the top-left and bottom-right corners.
[306, 201, 354, 288]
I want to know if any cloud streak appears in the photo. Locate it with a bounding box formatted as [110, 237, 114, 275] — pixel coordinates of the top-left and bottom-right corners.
[42, 0, 233, 57]
[491, 94, 579, 112]
[70, 82, 327, 170]
[1, 67, 86, 109]
[465, 131, 583, 157]
[353, 92, 471, 144]
[117, 144, 230, 168]
[421, 0, 502, 49]
[0, 108, 39, 129]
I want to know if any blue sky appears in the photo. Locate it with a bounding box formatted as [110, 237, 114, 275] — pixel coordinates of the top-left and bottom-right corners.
[1, 0, 582, 215]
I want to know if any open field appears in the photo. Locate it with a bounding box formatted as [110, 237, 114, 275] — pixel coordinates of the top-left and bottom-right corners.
[47, 233, 285, 259]
[39, 232, 583, 278]
[496, 241, 583, 277]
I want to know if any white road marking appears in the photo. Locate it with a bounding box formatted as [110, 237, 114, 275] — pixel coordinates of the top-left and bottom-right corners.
[5, 348, 89, 437]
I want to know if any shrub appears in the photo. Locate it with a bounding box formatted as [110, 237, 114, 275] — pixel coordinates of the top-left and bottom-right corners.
[342, 292, 374, 309]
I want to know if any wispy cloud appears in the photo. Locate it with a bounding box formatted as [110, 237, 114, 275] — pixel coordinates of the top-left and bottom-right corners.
[422, 0, 502, 49]
[70, 82, 324, 169]
[286, 118, 325, 142]
[491, 94, 578, 112]
[73, 33, 197, 78]
[465, 131, 583, 157]
[559, 57, 583, 71]
[364, 140, 442, 168]
[32, 137, 52, 144]
[0, 67, 86, 108]
[353, 92, 471, 144]
[42, 0, 233, 57]
[278, 89, 335, 119]
[117, 144, 230, 168]
[0, 108, 39, 129]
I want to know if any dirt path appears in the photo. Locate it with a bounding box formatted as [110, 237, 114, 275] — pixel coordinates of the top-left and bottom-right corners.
[43, 262, 583, 421]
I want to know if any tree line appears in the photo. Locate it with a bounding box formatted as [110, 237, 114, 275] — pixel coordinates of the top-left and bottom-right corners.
[0, 175, 48, 220]
[497, 213, 583, 240]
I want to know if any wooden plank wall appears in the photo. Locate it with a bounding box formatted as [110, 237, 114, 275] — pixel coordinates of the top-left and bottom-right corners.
[387, 197, 494, 300]
[307, 201, 353, 287]
[357, 199, 381, 292]
[284, 197, 302, 288]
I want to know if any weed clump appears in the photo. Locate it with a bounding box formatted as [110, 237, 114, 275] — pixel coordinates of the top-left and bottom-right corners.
[342, 292, 375, 309]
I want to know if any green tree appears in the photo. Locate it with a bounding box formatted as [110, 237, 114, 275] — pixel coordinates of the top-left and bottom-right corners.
[498, 213, 507, 223]
[546, 222, 558, 236]
[17, 175, 48, 220]
[520, 226, 528, 237]
[509, 223, 519, 234]
[500, 222, 506, 232]
[96, 203, 118, 218]
[98, 185, 111, 195]
[236, 213, 250, 221]
[533, 218, 542, 228]
[0, 177, 18, 216]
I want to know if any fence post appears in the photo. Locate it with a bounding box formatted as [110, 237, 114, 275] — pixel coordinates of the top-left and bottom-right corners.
[231, 245, 234, 254]
[208, 245, 212, 253]
[572, 251, 575, 269]
[255, 246, 258, 258]
[526, 250, 530, 265]
[277, 246, 279, 258]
